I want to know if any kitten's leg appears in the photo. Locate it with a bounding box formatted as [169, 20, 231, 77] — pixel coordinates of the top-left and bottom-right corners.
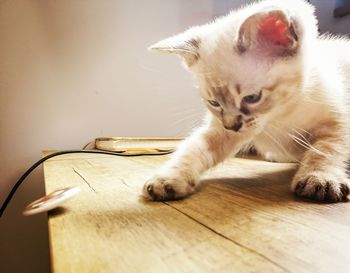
[143, 119, 250, 201]
[291, 122, 350, 202]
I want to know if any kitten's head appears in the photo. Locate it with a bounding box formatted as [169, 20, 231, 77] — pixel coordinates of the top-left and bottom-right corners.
[149, 0, 318, 133]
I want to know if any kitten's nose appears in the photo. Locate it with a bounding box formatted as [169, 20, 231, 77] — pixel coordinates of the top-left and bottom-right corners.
[224, 115, 243, 132]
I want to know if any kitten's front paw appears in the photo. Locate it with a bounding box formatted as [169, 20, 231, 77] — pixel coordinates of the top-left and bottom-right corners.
[142, 173, 198, 201]
[292, 171, 350, 202]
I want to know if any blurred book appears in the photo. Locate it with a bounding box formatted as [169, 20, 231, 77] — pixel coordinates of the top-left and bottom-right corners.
[95, 137, 183, 153]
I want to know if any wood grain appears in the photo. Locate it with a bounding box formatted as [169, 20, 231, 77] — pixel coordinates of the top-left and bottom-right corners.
[44, 152, 350, 273]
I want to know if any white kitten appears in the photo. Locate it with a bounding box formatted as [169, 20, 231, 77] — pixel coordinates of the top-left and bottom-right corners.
[143, 0, 350, 202]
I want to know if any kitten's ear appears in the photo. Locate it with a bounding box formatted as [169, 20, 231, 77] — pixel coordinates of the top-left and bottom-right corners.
[148, 34, 200, 66]
[236, 9, 298, 56]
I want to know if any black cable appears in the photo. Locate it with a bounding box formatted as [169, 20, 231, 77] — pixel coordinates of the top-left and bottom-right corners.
[0, 149, 173, 218]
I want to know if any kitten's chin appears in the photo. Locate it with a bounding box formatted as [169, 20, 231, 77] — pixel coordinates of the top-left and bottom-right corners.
[242, 118, 262, 133]
[244, 122, 265, 135]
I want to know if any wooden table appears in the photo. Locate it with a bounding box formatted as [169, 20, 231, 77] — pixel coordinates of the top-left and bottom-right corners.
[44, 152, 350, 273]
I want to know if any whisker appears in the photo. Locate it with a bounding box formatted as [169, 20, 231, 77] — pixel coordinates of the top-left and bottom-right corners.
[288, 133, 328, 157]
[262, 130, 300, 162]
[287, 134, 311, 150]
[290, 128, 311, 143]
[291, 126, 312, 137]
[263, 125, 305, 166]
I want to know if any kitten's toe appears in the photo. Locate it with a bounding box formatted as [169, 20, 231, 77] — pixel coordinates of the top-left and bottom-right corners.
[142, 175, 196, 201]
[292, 172, 350, 202]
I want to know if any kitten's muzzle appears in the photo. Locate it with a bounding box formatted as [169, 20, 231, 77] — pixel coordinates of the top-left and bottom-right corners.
[223, 115, 243, 132]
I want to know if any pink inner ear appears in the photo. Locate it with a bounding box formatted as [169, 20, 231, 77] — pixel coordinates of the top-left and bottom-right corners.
[258, 14, 291, 46]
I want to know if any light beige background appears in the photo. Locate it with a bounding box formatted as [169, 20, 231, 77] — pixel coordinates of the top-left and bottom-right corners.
[0, 1, 349, 273]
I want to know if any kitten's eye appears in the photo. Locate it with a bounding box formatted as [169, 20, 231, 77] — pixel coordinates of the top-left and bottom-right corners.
[243, 91, 262, 104]
[208, 100, 220, 107]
